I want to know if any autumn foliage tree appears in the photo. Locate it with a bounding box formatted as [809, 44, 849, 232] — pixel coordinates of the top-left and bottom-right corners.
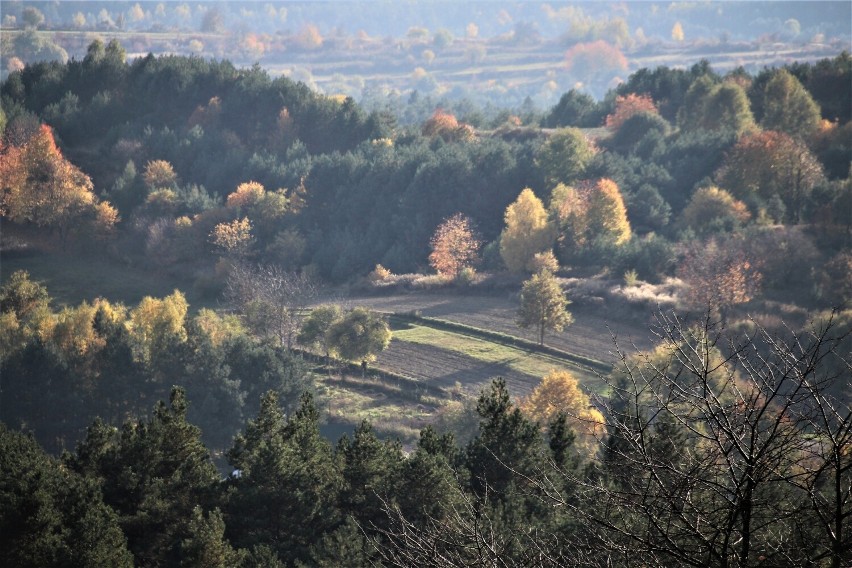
[677, 238, 762, 320]
[583, 178, 631, 246]
[499, 188, 556, 273]
[142, 159, 178, 190]
[680, 185, 751, 233]
[605, 93, 658, 132]
[210, 218, 255, 259]
[520, 370, 604, 459]
[715, 130, 825, 222]
[517, 269, 573, 346]
[564, 40, 628, 87]
[0, 124, 117, 246]
[421, 109, 474, 142]
[428, 213, 481, 278]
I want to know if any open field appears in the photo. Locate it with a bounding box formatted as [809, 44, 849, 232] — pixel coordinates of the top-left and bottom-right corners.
[379, 316, 607, 395]
[349, 292, 655, 365]
[5, 28, 844, 105]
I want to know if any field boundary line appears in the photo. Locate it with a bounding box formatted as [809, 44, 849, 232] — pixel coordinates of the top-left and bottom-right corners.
[385, 312, 612, 376]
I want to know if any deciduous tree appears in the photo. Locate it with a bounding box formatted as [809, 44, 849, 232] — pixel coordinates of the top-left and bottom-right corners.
[499, 188, 556, 273]
[1, 125, 116, 246]
[677, 238, 762, 320]
[326, 307, 391, 368]
[715, 130, 825, 223]
[298, 304, 343, 358]
[143, 159, 178, 190]
[761, 68, 822, 139]
[226, 263, 319, 349]
[605, 93, 658, 132]
[520, 370, 604, 459]
[535, 127, 595, 188]
[680, 185, 751, 233]
[428, 212, 481, 278]
[517, 269, 573, 346]
[582, 178, 632, 245]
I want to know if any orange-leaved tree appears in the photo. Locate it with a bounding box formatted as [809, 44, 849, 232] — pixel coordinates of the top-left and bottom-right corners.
[564, 40, 628, 86]
[0, 124, 117, 246]
[715, 130, 824, 223]
[520, 369, 605, 459]
[605, 93, 658, 132]
[428, 212, 481, 278]
[677, 237, 762, 321]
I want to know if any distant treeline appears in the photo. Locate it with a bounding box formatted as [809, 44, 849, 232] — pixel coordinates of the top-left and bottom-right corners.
[1, 45, 849, 309]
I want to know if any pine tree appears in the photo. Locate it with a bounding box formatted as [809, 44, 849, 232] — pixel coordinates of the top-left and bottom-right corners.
[226, 391, 342, 565]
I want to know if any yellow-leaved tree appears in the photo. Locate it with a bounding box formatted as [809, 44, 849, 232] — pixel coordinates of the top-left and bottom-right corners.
[520, 370, 605, 459]
[127, 290, 188, 367]
[499, 188, 556, 273]
[582, 178, 632, 246]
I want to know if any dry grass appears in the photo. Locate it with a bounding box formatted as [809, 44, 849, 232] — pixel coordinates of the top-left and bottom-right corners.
[317, 373, 442, 445]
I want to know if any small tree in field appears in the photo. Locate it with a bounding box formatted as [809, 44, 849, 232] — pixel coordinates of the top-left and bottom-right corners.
[517, 270, 573, 346]
[429, 213, 481, 278]
[327, 308, 392, 371]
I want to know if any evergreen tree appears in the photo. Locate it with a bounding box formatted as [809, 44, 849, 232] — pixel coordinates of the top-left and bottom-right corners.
[179, 506, 245, 568]
[71, 388, 220, 567]
[226, 392, 342, 565]
[0, 424, 133, 568]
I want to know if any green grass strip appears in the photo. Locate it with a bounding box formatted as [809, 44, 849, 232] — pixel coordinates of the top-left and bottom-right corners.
[388, 312, 612, 375]
[391, 322, 600, 385]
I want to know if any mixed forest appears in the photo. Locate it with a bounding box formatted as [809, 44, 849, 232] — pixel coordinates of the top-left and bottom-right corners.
[1, 29, 851, 567]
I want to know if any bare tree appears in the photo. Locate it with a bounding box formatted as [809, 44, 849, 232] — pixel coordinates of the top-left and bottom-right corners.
[367, 488, 577, 568]
[225, 263, 319, 349]
[368, 310, 851, 567]
[544, 310, 852, 567]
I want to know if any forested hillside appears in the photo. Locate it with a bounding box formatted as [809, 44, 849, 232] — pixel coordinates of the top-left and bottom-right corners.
[1, 39, 851, 567]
